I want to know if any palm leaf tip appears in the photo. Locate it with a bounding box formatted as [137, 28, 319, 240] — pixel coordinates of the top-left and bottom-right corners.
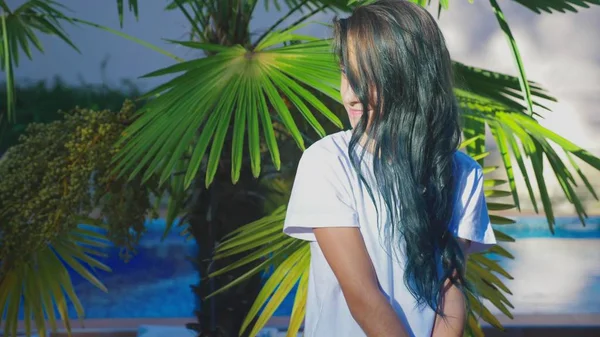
[0, 0, 81, 119]
[116, 0, 139, 27]
[513, 0, 600, 14]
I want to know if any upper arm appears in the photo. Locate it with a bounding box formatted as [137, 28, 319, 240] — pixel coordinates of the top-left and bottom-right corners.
[313, 227, 380, 300]
[283, 145, 381, 304]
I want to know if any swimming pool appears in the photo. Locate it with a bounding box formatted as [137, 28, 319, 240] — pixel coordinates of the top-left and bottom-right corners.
[489, 216, 600, 315]
[57, 216, 600, 319]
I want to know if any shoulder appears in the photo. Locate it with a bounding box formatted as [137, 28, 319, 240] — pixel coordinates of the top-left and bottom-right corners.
[453, 150, 483, 177]
[295, 130, 356, 184]
[452, 151, 485, 195]
[299, 130, 352, 166]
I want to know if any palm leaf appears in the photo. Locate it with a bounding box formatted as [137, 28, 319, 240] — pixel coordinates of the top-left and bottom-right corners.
[245, 245, 309, 337]
[209, 206, 310, 336]
[0, 0, 79, 123]
[456, 89, 600, 229]
[456, 129, 514, 336]
[461, 112, 486, 167]
[209, 194, 515, 337]
[511, 0, 600, 14]
[116, 0, 139, 27]
[112, 26, 344, 189]
[71, 17, 182, 62]
[286, 268, 309, 337]
[0, 223, 111, 337]
[489, 0, 534, 117]
[262, 0, 350, 12]
[161, 155, 190, 240]
[453, 62, 554, 117]
[0, 10, 15, 123]
[490, 122, 521, 210]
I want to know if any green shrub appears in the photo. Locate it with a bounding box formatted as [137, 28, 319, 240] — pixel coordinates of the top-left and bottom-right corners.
[0, 100, 157, 275]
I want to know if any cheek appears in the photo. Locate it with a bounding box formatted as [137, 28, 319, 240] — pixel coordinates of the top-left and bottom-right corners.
[340, 75, 348, 97]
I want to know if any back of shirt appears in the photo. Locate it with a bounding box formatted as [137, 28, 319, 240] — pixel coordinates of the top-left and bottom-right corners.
[283, 130, 496, 337]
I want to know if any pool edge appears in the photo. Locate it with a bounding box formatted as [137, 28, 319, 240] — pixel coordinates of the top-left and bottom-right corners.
[9, 313, 600, 333]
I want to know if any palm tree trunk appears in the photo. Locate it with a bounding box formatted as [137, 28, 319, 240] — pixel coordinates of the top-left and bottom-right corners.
[186, 162, 264, 337]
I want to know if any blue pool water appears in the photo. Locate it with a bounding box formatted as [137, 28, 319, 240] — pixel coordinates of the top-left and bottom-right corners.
[58, 216, 599, 319]
[498, 215, 600, 239]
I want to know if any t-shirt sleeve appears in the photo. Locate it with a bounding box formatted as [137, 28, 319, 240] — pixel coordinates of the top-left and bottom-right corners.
[283, 146, 359, 241]
[448, 161, 496, 254]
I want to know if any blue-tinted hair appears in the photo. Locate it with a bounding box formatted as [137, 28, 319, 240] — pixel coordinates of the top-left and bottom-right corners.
[333, 0, 469, 314]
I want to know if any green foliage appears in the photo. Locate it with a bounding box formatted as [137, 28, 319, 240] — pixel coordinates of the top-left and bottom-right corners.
[0, 0, 178, 129]
[0, 100, 161, 336]
[512, 0, 600, 14]
[0, 0, 80, 122]
[116, 0, 139, 27]
[0, 101, 157, 266]
[0, 223, 112, 337]
[112, 28, 344, 190]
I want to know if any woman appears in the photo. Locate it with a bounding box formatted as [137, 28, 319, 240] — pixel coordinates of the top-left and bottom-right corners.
[283, 1, 496, 336]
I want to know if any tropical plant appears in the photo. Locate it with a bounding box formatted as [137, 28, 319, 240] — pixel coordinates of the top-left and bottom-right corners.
[1, 0, 600, 337]
[0, 0, 80, 126]
[0, 101, 159, 336]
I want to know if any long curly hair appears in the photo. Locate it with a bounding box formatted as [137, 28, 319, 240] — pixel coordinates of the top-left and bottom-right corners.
[333, 0, 469, 314]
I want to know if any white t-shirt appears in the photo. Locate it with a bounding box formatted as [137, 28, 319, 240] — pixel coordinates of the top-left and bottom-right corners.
[283, 130, 496, 337]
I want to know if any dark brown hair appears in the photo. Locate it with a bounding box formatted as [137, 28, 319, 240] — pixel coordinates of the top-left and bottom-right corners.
[333, 0, 467, 315]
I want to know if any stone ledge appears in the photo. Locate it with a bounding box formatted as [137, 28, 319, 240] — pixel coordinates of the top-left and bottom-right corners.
[9, 314, 600, 337]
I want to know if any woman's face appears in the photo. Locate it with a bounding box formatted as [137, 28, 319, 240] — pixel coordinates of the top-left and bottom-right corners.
[340, 68, 374, 129]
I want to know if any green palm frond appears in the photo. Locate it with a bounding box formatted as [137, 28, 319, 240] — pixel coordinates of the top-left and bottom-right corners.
[464, 0, 598, 121]
[209, 197, 516, 336]
[0, 0, 180, 132]
[457, 91, 600, 231]
[0, 0, 79, 123]
[208, 206, 310, 337]
[0, 222, 111, 337]
[71, 17, 183, 62]
[452, 62, 555, 117]
[460, 132, 515, 336]
[116, 0, 139, 27]
[489, 0, 534, 118]
[511, 0, 600, 14]
[350, 0, 597, 120]
[165, 0, 348, 12]
[162, 0, 348, 47]
[263, 0, 351, 12]
[112, 26, 344, 189]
